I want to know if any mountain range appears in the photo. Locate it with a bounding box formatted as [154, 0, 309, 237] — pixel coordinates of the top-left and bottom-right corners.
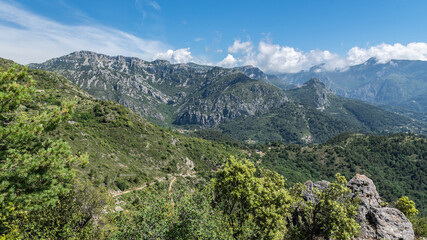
[3, 56, 426, 215]
[277, 58, 427, 115]
[0, 58, 242, 190]
[29, 51, 426, 144]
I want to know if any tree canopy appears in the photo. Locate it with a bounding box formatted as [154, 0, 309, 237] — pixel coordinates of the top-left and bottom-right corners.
[0, 66, 93, 238]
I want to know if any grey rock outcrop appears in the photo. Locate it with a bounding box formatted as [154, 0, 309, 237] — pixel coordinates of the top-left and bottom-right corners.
[306, 78, 332, 111]
[347, 174, 414, 240]
[301, 175, 414, 240]
[302, 180, 330, 202]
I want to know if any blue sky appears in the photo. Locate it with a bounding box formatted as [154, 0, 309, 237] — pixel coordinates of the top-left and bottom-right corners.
[1, 0, 427, 73]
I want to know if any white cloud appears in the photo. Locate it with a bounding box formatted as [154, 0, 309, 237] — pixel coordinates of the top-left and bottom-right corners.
[154, 48, 193, 63]
[194, 37, 204, 42]
[251, 41, 309, 73]
[0, 1, 168, 64]
[228, 39, 253, 54]
[346, 42, 427, 65]
[217, 54, 238, 67]
[224, 40, 337, 73]
[219, 39, 427, 73]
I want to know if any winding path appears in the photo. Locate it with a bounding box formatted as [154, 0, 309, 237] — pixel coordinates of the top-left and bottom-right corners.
[168, 176, 177, 206]
[111, 176, 178, 198]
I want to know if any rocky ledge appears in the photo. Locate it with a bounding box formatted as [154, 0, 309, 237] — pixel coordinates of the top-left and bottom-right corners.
[304, 174, 414, 240]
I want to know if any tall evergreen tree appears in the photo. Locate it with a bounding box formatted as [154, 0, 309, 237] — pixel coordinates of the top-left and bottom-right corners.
[0, 65, 87, 235]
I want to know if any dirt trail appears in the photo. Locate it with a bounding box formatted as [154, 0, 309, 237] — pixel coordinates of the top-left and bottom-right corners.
[112, 183, 152, 197]
[168, 176, 176, 207]
[111, 175, 178, 198]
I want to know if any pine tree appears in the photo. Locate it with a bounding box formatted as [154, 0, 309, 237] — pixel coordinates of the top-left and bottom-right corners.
[0, 65, 87, 235]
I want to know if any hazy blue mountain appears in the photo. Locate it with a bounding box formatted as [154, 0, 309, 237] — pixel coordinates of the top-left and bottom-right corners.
[234, 65, 295, 90]
[277, 58, 427, 113]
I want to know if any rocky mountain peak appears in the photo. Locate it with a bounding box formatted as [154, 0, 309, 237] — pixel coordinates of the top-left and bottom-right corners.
[234, 65, 269, 81]
[365, 57, 379, 65]
[30, 51, 289, 127]
[291, 78, 332, 111]
[305, 77, 330, 90]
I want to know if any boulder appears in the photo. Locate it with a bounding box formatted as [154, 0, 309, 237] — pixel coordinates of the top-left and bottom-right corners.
[347, 174, 414, 240]
[302, 179, 330, 202]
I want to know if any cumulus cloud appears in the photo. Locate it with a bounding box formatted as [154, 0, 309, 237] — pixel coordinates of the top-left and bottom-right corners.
[219, 39, 427, 74]
[222, 40, 338, 73]
[217, 54, 238, 67]
[346, 42, 427, 65]
[228, 40, 253, 54]
[0, 1, 168, 64]
[154, 48, 193, 63]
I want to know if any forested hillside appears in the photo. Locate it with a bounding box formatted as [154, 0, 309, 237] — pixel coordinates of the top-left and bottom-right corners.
[30, 52, 426, 145]
[1, 60, 425, 239]
[218, 78, 425, 144]
[257, 133, 427, 214]
[0, 58, 242, 191]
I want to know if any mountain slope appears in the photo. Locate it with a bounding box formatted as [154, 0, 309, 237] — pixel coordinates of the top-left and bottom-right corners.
[30, 51, 288, 127]
[3, 57, 426, 216]
[277, 58, 427, 113]
[258, 133, 427, 214]
[234, 65, 294, 90]
[30, 52, 425, 144]
[1, 58, 242, 191]
[286, 78, 425, 133]
[219, 78, 425, 144]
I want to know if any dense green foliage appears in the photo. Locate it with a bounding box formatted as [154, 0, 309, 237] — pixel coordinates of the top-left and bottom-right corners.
[1, 60, 424, 238]
[287, 174, 360, 240]
[112, 182, 232, 240]
[0, 58, 242, 191]
[0, 66, 109, 239]
[212, 156, 292, 239]
[2, 181, 112, 239]
[410, 216, 427, 237]
[395, 196, 419, 217]
[259, 133, 427, 215]
[0, 66, 78, 227]
[219, 103, 353, 144]
[112, 157, 359, 239]
[111, 157, 360, 240]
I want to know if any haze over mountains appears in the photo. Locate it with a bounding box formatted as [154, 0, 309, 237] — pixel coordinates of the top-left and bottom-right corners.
[277, 58, 427, 114]
[30, 51, 427, 144]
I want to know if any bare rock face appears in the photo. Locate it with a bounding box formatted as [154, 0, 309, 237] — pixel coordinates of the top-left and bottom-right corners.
[301, 175, 415, 239]
[347, 174, 414, 240]
[302, 180, 330, 203]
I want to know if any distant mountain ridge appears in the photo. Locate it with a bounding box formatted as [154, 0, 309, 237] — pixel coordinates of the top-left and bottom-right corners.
[30, 51, 288, 127]
[219, 78, 426, 144]
[30, 51, 426, 144]
[277, 58, 427, 113]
